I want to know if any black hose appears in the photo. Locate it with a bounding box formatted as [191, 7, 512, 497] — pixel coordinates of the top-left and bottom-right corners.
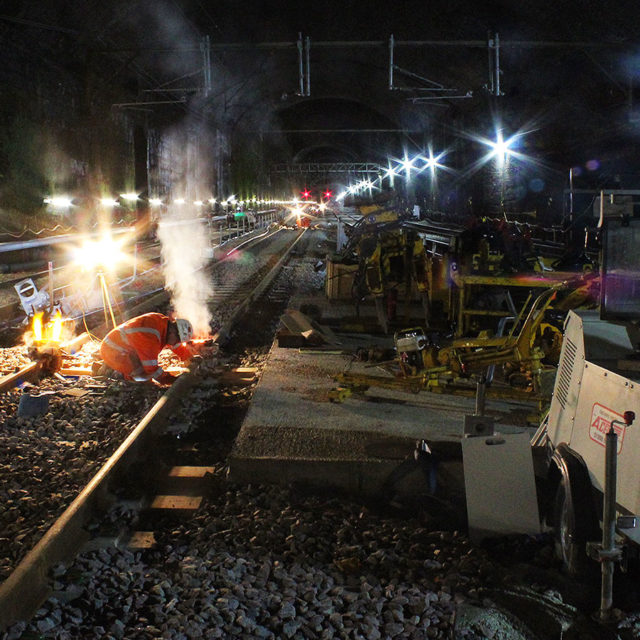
[0, 261, 48, 275]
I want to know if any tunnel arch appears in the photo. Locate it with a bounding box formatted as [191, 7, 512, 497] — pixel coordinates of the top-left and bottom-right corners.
[273, 94, 417, 165]
[292, 143, 359, 164]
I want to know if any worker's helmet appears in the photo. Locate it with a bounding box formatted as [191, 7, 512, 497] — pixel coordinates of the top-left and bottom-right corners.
[175, 318, 193, 342]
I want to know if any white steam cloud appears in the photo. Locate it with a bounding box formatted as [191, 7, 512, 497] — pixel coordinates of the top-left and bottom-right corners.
[157, 209, 212, 337]
[155, 121, 216, 337]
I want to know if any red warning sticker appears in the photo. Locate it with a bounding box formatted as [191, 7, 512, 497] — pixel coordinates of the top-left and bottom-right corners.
[589, 403, 626, 453]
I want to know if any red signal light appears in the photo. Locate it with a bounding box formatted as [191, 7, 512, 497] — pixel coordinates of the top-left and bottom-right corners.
[301, 189, 311, 200]
[323, 189, 332, 200]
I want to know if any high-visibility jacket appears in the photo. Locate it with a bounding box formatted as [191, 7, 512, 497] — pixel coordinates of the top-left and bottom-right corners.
[100, 313, 191, 380]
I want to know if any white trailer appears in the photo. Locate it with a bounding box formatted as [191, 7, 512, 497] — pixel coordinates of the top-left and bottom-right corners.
[540, 310, 640, 568]
[535, 215, 640, 617]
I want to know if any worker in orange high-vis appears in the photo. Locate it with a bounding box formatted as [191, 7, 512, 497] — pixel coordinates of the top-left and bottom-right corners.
[99, 313, 195, 384]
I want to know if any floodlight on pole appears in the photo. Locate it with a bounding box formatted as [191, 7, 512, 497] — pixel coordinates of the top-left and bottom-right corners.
[44, 196, 73, 209]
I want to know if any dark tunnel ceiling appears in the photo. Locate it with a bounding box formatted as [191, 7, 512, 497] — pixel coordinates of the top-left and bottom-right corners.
[3, 0, 640, 173]
[275, 97, 407, 165]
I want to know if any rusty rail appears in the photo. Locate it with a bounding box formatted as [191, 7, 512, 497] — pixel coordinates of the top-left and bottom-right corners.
[0, 368, 197, 630]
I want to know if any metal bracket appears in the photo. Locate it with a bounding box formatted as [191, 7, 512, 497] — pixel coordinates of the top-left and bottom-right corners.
[463, 414, 495, 437]
[586, 541, 623, 562]
[296, 33, 311, 96]
[617, 515, 637, 530]
[14, 278, 50, 317]
[485, 32, 505, 96]
[388, 34, 472, 103]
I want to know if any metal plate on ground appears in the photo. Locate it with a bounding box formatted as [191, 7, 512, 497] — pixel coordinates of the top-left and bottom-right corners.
[462, 431, 540, 543]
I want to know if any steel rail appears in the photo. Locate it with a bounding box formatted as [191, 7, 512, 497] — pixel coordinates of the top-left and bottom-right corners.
[213, 229, 306, 342]
[0, 226, 288, 392]
[117, 227, 289, 321]
[0, 368, 197, 630]
[0, 220, 281, 329]
[0, 361, 40, 393]
[0, 227, 135, 254]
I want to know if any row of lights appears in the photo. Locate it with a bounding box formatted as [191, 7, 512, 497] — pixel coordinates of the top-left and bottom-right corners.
[336, 129, 522, 200]
[45, 129, 524, 210]
[43, 194, 289, 210]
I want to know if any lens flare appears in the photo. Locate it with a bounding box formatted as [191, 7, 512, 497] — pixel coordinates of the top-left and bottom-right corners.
[72, 235, 126, 270]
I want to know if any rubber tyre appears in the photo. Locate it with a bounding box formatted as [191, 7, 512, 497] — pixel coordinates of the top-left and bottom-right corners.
[553, 480, 588, 576]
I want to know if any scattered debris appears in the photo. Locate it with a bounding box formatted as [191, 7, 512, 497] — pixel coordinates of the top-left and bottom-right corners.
[278, 309, 341, 348]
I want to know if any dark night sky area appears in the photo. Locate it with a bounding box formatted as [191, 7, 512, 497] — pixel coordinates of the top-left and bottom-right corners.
[4, 0, 640, 211]
[197, 0, 639, 42]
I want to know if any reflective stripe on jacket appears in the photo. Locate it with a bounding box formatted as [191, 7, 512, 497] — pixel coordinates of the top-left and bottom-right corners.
[100, 313, 173, 377]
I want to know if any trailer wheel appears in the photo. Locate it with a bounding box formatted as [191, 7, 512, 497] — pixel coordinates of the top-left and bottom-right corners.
[553, 480, 587, 575]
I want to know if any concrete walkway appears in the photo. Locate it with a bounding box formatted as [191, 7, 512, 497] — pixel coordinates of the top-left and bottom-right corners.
[229, 328, 537, 498]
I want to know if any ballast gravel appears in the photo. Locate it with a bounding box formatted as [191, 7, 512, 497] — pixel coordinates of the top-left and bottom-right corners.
[0, 353, 166, 580]
[8, 476, 474, 640]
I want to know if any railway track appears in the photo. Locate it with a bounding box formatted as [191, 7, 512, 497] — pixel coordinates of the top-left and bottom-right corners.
[0, 227, 297, 390]
[2, 225, 630, 640]
[0, 227, 306, 630]
[0, 212, 282, 333]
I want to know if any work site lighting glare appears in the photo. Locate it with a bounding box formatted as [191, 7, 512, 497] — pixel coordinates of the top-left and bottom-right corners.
[149, 198, 163, 206]
[422, 149, 447, 173]
[100, 198, 119, 207]
[384, 149, 449, 183]
[44, 196, 72, 208]
[401, 156, 415, 178]
[120, 192, 138, 202]
[383, 166, 397, 180]
[174, 198, 185, 205]
[473, 128, 525, 167]
[458, 126, 532, 178]
[194, 200, 203, 206]
[72, 235, 126, 271]
[488, 131, 514, 163]
[208, 198, 216, 205]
